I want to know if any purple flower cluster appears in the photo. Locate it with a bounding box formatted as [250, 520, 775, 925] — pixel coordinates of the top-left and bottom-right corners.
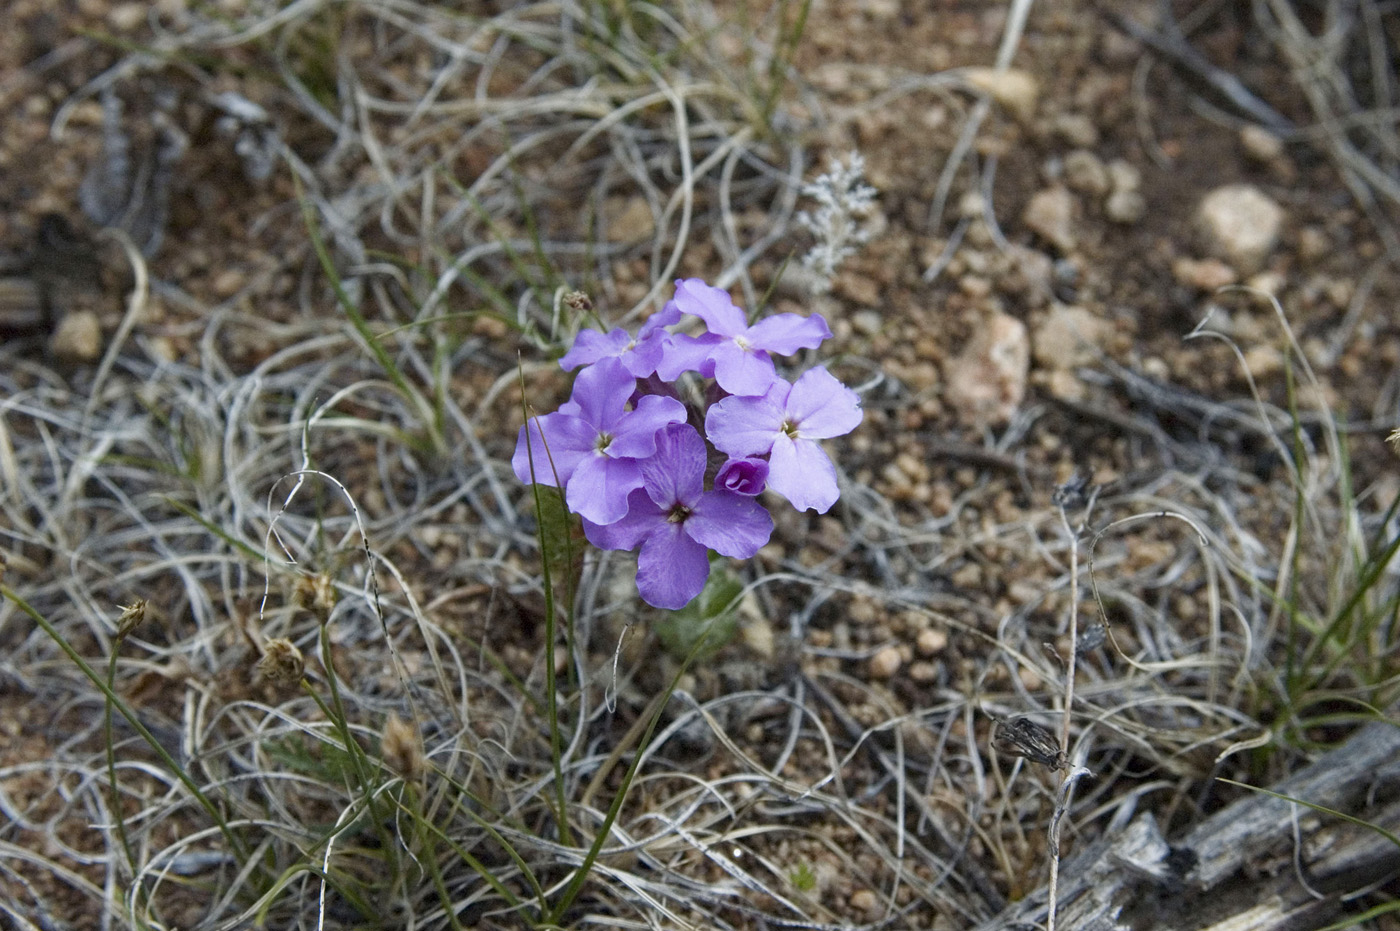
[513, 279, 862, 609]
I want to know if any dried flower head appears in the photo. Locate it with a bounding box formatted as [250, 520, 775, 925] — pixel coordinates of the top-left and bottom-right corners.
[992, 716, 1067, 770]
[563, 290, 594, 314]
[1389, 427, 1400, 454]
[115, 599, 148, 638]
[381, 713, 426, 785]
[257, 638, 304, 686]
[296, 573, 336, 624]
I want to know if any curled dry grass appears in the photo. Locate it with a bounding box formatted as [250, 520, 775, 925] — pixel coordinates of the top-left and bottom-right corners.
[1, 1, 1397, 929]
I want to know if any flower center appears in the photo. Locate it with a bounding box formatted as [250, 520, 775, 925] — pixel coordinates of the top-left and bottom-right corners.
[734, 334, 752, 352]
[667, 503, 692, 524]
[595, 431, 614, 454]
[781, 418, 800, 440]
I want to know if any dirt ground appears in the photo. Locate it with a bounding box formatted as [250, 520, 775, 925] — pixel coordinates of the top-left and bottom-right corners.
[2, 0, 1398, 928]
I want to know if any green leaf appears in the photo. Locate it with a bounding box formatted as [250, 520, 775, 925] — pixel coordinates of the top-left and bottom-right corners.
[654, 562, 743, 661]
[530, 485, 585, 604]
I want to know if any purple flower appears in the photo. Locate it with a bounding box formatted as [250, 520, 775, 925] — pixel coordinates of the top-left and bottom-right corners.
[512, 358, 686, 524]
[655, 279, 833, 395]
[704, 366, 862, 514]
[715, 457, 769, 496]
[558, 304, 682, 377]
[583, 423, 773, 610]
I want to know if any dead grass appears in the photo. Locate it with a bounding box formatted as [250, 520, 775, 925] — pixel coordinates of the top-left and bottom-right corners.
[1, 0, 1398, 929]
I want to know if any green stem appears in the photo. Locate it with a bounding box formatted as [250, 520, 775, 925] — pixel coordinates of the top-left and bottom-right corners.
[3, 585, 249, 864]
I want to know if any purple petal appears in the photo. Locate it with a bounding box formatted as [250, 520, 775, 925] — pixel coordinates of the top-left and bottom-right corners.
[654, 332, 720, 381]
[715, 457, 769, 496]
[635, 523, 711, 609]
[569, 358, 635, 430]
[786, 366, 864, 439]
[747, 313, 833, 355]
[639, 302, 683, 336]
[704, 385, 787, 457]
[582, 488, 660, 549]
[710, 342, 778, 396]
[511, 412, 593, 486]
[565, 455, 644, 524]
[559, 328, 630, 371]
[639, 423, 706, 510]
[687, 492, 773, 558]
[620, 330, 670, 377]
[766, 434, 840, 513]
[671, 279, 745, 336]
[607, 394, 687, 459]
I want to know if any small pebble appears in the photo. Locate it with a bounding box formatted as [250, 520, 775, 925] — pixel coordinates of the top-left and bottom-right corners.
[1244, 344, 1284, 379]
[1240, 125, 1284, 163]
[908, 661, 938, 683]
[849, 889, 881, 915]
[1106, 158, 1142, 194]
[211, 268, 247, 298]
[1023, 186, 1076, 252]
[1171, 257, 1238, 291]
[1052, 112, 1098, 147]
[1104, 189, 1146, 224]
[1197, 184, 1284, 273]
[1032, 303, 1110, 370]
[962, 67, 1039, 122]
[1063, 150, 1109, 195]
[916, 628, 948, 656]
[50, 311, 103, 363]
[869, 645, 903, 679]
[851, 310, 883, 337]
[108, 2, 147, 30]
[944, 312, 1029, 426]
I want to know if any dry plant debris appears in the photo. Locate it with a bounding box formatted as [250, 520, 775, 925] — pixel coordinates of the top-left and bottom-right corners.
[1, 0, 1398, 929]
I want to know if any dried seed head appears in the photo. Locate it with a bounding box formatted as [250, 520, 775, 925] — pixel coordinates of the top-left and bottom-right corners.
[381, 713, 426, 785]
[296, 573, 336, 624]
[116, 599, 148, 638]
[1076, 621, 1107, 654]
[563, 290, 593, 314]
[257, 638, 304, 686]
[1389, 427, 1400, 454]
[992, 716, 1068, 770]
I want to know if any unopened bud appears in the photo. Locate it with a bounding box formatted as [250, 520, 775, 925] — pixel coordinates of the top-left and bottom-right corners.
[116, 600, 148, 638]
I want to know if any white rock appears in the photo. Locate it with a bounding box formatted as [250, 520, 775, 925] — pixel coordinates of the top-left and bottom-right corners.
[1105, 189, 1146, 224]
[1197, 184, 1284, 273]
[962, 67, 1039, 122]
[1023, 186, 1076, 252]
[1240, 125, 1284, 163]
[1171, 256, 1237, 291]
[944, 312, 1029, 426]
[1052, 112, 1098, 147]
[1107, 158, 1142, 194]
[1064, 150, 1109, 195]
[869, 645, 903, 679]
[1033, 303, 1110, 370]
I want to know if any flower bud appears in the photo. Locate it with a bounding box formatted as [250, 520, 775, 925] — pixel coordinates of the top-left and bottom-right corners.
[115, 600, 148, 639]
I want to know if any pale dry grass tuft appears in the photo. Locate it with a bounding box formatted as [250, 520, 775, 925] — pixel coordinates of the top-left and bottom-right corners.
[2, 1, 1397, 929]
